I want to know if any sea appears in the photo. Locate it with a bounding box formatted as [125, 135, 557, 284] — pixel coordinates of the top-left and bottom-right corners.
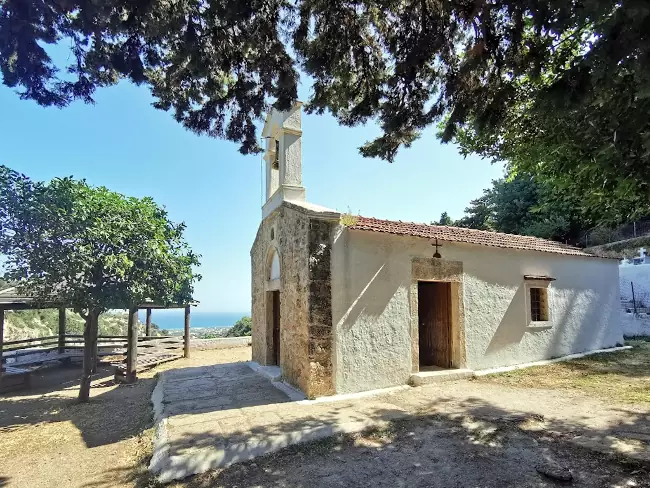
[137, 310, 249, 330]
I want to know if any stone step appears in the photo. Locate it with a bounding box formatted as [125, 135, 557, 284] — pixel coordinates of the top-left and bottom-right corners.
[410, 368, 475, 386]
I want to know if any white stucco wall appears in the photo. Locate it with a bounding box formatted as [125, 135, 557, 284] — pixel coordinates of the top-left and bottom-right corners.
[331, 228, 623, 394]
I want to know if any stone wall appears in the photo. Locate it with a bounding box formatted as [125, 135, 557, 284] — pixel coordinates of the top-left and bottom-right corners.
[306, 219, 335, 397]
[191, 337, 252, 350]
[250, 205, 312, 393]
[277, 206, 311, 392]
[251, 213, 277, 364]
[251, 202, 337, 398]
[620, 311, 650, 336]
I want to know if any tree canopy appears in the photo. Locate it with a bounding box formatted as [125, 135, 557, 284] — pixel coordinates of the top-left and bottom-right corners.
[433, 212, 452, 226]
[0, 165, 201, 399]
[454, 174, 590, 244]
[0, 166, 200, 313]
[2, 1, 648, 221]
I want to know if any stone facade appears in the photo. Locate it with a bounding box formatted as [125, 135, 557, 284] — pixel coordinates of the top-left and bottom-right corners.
[251, 202, 336, 397]
[307, 219, 335, 396]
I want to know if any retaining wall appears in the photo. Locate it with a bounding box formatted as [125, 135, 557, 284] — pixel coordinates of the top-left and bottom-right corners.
[620, 311, 650, 337]
[190, 336, 252, 350]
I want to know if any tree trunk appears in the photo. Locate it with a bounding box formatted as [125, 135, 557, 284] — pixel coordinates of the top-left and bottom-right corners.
[90, 312, 99, 374]
[78, 311, 99, 402]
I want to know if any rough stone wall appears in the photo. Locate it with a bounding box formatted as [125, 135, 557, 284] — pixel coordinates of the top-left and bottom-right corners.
[251, 202, 336, 397]
[276, 207, 311, 392]
[306, 219, 335, 397]
[250, 214, 277, 364]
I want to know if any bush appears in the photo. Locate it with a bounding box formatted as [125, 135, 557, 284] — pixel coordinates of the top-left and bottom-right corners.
[226, 316, 252, 337]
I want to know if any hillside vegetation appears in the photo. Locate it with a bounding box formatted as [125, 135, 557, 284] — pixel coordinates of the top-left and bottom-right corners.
[4, 309, 161, 342]
[586, 235, 650, 259]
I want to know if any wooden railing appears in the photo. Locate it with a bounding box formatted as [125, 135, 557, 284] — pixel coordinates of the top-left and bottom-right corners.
[1, 334, 185, 365]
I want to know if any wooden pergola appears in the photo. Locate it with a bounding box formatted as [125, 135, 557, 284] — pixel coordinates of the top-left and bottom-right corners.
[0, 288, 195, 391]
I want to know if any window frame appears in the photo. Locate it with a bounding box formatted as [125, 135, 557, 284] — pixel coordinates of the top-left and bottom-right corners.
[524, 280, 552, 325]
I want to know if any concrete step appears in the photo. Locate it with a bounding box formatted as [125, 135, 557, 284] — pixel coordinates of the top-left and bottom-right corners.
[410, 368, 474, 386]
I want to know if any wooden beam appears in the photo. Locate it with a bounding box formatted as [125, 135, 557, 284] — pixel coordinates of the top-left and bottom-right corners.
[0, 308, 5, 380]
[58, 308, 66, 354]
[145, 308, 152, 336]
[184, 305, 190, 358]
[125, 307, 138, 383]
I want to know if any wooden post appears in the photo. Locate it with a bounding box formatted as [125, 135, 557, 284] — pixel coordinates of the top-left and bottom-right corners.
[632, 282, 637, 315]
[184, 305, 190, 358]
[126, 307, 138, 383]
[145, 308, 152, 336]
[58, 307, 66, 354]
[0, 308, 5, 380]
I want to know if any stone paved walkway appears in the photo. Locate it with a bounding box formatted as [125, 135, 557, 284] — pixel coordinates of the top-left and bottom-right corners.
[150, 363, 650, 483]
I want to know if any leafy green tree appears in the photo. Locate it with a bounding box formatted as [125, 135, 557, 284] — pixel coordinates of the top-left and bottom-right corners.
[433, 212, 453, 226]
[2, 2, 647, 190]
[456, 194, 494, 231]
[456, 174, 589, 243]
[0, 166, 201, 401]
[226, 316, 252, 337]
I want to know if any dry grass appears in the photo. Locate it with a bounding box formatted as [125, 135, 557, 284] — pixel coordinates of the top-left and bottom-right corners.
[475, 339, 650, 405]
[0, 346, 252, 488]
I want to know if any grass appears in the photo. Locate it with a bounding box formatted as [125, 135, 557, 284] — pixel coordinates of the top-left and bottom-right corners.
[476, 339, 650, 405]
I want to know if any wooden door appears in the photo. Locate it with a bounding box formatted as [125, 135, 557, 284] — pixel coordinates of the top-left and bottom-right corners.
[418, 282, 452, 368]
[272, 291, 281, 365]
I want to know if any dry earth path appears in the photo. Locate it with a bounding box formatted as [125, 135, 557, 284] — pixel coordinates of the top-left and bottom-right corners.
[153, 354, 650, 482]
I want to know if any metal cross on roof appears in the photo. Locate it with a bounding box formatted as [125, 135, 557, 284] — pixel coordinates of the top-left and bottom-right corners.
[432, 238, 443, 259]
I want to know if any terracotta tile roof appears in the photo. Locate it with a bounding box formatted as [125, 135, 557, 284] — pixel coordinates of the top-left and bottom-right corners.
[348, 216, 608, 258]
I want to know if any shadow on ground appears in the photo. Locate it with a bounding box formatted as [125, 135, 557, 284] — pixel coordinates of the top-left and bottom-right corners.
[93, 394, 650, 488]
[0, 363, 157, 448]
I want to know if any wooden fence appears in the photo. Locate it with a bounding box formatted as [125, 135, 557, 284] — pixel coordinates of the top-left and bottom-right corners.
[1, 334, 185, 367]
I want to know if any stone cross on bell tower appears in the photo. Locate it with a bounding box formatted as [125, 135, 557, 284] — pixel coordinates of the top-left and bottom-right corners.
[261, 102, 305, 218]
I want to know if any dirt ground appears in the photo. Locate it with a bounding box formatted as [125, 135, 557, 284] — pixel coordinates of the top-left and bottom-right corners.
[178, 416, 649, 488]
[476, 339, 650, 404]
[0, 347, 251, 488]
[1, 343, 649, 488]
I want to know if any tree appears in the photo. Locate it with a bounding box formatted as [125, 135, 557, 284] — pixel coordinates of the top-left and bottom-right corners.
[456, 194, 493, 232]
[433, 212, 453, 226]
[0, 166, 201, 401]
[2, 1, 648, 219]
[226, 316, 252, 337]
[456, 174, 590, 243]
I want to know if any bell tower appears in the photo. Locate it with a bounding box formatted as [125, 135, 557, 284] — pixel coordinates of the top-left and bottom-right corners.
[261, 102, 305, 218]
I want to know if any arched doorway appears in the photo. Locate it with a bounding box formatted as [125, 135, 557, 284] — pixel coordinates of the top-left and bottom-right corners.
[267, 247, 281, 365]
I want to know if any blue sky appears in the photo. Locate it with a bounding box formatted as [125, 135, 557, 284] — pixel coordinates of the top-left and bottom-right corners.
[0, 80, 503, 313]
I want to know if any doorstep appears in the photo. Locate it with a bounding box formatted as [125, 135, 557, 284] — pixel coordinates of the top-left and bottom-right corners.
[410, 368, 474, 386]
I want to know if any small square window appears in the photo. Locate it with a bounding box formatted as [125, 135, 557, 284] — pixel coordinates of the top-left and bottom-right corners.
[529, 287, 549, 322]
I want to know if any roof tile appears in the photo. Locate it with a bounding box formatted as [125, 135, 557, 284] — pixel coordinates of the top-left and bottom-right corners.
[348, 216, 607, 258]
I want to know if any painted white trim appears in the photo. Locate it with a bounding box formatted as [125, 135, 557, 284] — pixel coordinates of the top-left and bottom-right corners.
[247, 361, 281, 381]
[297, 385, 410, 405]
[272, 380, 306, 401]
[474, 345, 632, 376]
[247, 361, 306, 400]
